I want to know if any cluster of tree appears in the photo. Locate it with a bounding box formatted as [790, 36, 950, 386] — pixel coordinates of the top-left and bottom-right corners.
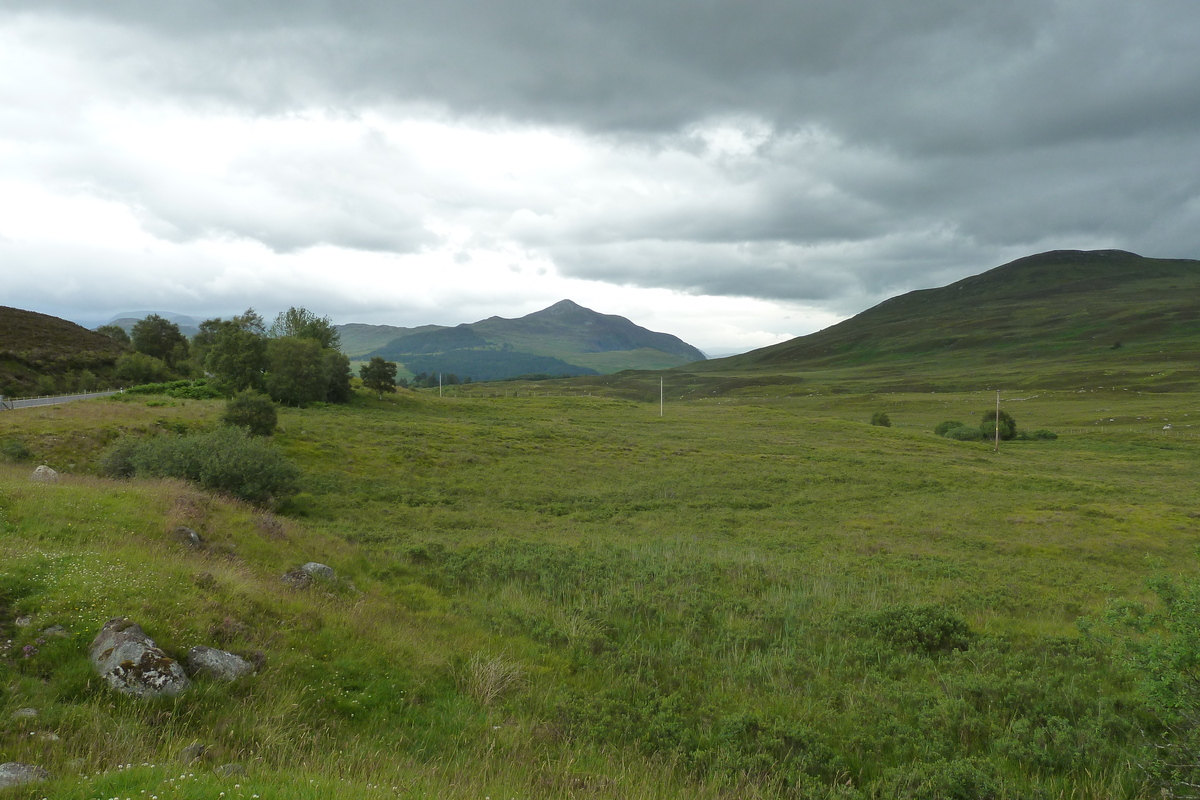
[933, 412, 1057, 442]
[104, 308, 352, 406]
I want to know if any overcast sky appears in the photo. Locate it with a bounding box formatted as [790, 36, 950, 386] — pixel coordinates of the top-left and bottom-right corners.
[2, 1, 1198, 354]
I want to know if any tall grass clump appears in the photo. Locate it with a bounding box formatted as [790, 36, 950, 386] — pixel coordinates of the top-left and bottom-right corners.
[99, 426, 299, 504]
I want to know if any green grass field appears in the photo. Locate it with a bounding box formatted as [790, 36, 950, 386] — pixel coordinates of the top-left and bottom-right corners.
[0, 379, 1197, 798]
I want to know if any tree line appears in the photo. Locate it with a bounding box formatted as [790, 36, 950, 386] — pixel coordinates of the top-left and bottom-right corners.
[99, 308, 353, 406]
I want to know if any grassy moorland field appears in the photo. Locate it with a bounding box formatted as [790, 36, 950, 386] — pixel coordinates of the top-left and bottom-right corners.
[1, 375, 1198, 798]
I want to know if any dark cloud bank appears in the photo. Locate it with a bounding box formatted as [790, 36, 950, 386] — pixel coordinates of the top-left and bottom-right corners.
[4, 0, 1199, 326]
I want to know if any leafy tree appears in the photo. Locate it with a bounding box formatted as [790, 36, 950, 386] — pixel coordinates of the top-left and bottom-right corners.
[980, 409, 1017, 441]
[322, 348, 353, 403]
[131, 314, 189, 368]
[193, 310, 268, 381]
[96, 324, 131, 346]
[265, 337, 327, 406]
[360, 356, 398, 399]
[205, 324, 269, 394]
[115, 352, 172, 384]
[270, 307, 340, 350]
[221, 390, 278, 436]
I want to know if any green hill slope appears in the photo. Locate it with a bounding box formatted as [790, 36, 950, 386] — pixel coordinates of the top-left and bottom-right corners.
[696, 249, 1200, 392]
[337, 322, 445, 358]
[0, 306, 127, 396]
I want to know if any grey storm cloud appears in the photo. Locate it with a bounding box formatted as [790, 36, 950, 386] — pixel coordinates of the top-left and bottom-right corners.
[13, 0, 1199, 146]
[2, 0, 1199, 334]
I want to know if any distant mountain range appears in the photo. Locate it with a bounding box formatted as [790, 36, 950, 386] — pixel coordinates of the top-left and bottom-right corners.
[340, 299, 707, 381]
[108, 312, 202, 339]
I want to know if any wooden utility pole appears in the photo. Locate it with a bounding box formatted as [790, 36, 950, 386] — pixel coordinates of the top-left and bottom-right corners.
[660, 377, 664, 417]
[994, 390, 1001, 452]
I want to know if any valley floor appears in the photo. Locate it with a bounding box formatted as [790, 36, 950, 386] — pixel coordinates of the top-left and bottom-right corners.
[1, 385, 1197, 798]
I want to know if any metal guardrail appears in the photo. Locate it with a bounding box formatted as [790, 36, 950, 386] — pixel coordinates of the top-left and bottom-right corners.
[0, 390, 120, 410]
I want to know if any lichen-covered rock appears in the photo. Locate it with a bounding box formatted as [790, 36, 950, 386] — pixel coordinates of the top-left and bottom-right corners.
[301, 562, 335, 580]
[30, 465, 59, 483]
[180, 742, 207, 764]
[281, 569, 312, 589]
[0, 762, 49, 789]
[186, 646, 255, 681]
[88, 618, 191, 698]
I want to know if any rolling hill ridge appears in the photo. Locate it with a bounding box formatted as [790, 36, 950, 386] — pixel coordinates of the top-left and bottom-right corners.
[691, 249, 1200, 392]
[351, 299, 706, 381]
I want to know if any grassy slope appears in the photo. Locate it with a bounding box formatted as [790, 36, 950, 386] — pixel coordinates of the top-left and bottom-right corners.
[336, 324, 445, 359]
[0, 307, 127, 395]
[1, 383, 1197, 797]
[691, 250, 1200, 392]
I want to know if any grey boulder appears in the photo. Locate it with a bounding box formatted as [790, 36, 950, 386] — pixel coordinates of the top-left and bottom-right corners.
[0, 762, 49, 788]
[301, 562, 335, 580]
[29, 465, 59, 483]
[186, 646, 255, 681]
[88, 618, 191, 698]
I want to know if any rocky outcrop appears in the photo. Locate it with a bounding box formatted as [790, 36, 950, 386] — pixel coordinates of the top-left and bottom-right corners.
[301, 562, 335, 580]
[88, 618, 191, 698]
[0, 763, 49, 789]
[282, 561, 336, 589]
[186, 646, 255, 681]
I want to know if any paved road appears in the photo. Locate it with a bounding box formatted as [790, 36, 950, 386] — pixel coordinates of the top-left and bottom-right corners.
[1, 391, 120, 410]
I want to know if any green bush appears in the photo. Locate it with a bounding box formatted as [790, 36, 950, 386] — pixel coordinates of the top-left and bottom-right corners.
[868, 603, 972, 655]
[221, 391, 278, 436]
[980, 409, 1017, 441]
[944, 425, 984, 441]
[1031, 429, 1058, 440]
[871, 411, 891, 427]
[935, 420, 965, 436]
[0, 437, 32, 463]
[124, 379, 223, 399]
[99, 427, 299, 505]
[878, 758, 1000, 800]
[115, 352, 173, 385]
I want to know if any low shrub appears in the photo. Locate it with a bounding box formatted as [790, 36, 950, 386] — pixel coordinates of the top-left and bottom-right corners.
[878, 757, 1001, 800]
[935, 420, 965, 436]
[221, 390, 278, 436]
[980, 409, 1017, 441]
[871, 411, 891, 427]
[1031, 429, 1058, 440]
[867, 603, 972, 654]
[123, 379, 223, 399]
[944, 425, 984, 441]
[99, 427, 299, 505]
[0, 437, 32, 463]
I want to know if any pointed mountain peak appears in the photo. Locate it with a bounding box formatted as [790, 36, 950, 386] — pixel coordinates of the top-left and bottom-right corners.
[540, 299, 589, 314]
